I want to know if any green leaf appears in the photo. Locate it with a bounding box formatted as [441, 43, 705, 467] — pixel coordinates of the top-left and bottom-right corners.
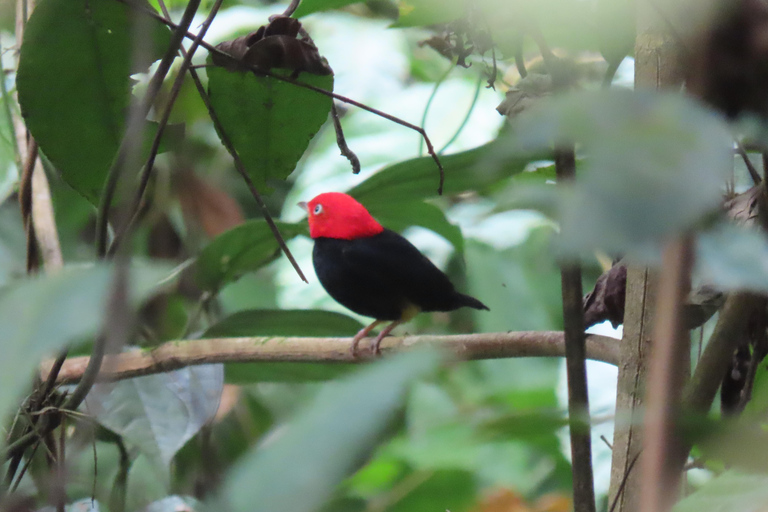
[393, 0, 464, 27]
[464, 230, 563, 333]
[364, 199, 464, 252]
[512, 90, 732, 259]
[673, 471, 768, 512]
[211, 350, 441, 512]
[388, 470, 476, 512]
[16, 0, 172, 203]
[348, 139, 534, 203]
[204, 309, 363, 338]
[207, 68, 333, 193]
[293, 0, 363, 17]
[0, 93, 17, 205]
[195, 220, 307, 291]
[204, 309, 363, 383]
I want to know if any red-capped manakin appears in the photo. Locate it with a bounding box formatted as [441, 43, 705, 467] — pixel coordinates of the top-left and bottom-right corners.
[299, 192, 489, 356]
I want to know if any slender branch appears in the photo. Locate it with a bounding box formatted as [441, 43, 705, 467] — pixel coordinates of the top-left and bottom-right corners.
[736, 143, 761, 185]
[602, 58, 623, 89]
[281, 0, 301, 17]
[95, 0, 202, 257]
[18, 138, 39, 272]
[110, 0, 223, 255]
[114, 0, 445, 194]
[40, 332, 620, 385]
[640, 236, 693, 512]
[330, 103, 360, 174]
[439, 72, 482, 154]
[556, 146, 596, 512]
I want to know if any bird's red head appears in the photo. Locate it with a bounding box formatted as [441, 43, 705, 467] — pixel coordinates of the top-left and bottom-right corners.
[301, 192, 384, 240]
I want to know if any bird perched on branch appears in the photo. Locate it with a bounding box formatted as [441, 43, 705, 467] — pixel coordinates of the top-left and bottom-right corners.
[300, 192, 489, 356]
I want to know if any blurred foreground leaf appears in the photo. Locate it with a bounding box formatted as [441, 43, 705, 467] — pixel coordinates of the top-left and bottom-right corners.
[512, 90, 732, 259]
[0, 262, 173, 434]
[211, 350, 441, 512]
[673, 471, 768, 512]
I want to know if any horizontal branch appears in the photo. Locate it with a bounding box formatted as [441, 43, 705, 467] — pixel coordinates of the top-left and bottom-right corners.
[42, 332, 619, 384]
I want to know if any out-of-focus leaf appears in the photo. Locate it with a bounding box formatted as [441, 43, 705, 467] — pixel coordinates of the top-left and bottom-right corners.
[145, 495, 199, 512]
[672, 471, 768, 512]
[293, 0, 363, 17]
[0, 262, 172, 435]
[207, 68, 333, 193]
[512, 90, 732, 258]
[90, 364, 224, 469]
[348, 139, 535, 203]
[16, 0, 171, 203]
[364, 199, 464, 252]
[0, 205, 26, 287]
[0, 94, 16, 205]
[386, 470, 476, 512]
[195, 220, 307, 291]
[203, 309, 363, 383]
[204, 309, 363, 338]
[697, 223, 768, 293]
[393, 0, 464, 27]
[211, 350, 441, 512]
[464, 230, 562, 333]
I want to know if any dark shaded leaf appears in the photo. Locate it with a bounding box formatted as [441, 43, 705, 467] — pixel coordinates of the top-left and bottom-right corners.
[17, 0, 172, 203]
[207, 67, 333, 193]
[195, 220, 307, 291]
[294, 0, 365, 18]
[386, 470, 476, 512]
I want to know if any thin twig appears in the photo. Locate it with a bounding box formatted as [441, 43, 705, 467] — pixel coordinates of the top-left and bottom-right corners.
[281, 0, 301, 17]
[39, 332, 621, 385]
[602, 58, 623, 89]
[95, 0, 202, 257]
[114, 0, 446, 194]
[439, 72, 482, 154]
[514, 39, 527, 78]
[110, 0, 223, 255]
[18, 138, 39, 272]
[736, 143, 761, 184]
[556, 146, 596, 512]
[610, 452, 641, 512]
[418, 63, 453, 156]
[330, 102, 360, 174]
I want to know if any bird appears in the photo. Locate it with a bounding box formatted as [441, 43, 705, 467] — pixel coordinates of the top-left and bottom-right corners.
[299, 192, 489, 356]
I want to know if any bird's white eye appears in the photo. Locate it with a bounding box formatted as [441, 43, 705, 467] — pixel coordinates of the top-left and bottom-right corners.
[313, 204, 323, 215]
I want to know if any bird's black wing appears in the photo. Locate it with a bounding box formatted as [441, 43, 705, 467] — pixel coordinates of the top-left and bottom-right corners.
[340, 229, 460, 312]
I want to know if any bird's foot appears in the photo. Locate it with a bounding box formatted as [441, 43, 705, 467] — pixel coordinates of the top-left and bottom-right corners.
[370, 320, 402, 356]
[351, 320, 382, 358]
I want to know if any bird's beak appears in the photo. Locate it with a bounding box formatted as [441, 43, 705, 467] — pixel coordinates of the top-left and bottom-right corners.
[298, 201, 308, 212]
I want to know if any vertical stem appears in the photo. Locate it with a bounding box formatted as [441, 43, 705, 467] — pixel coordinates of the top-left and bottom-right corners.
[556, 147, 597, 512]
[608, 2, 685, 510]
[639, 237, 693, 512]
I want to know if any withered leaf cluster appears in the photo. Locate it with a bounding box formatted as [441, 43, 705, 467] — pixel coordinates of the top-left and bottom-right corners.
[212, 16, 332, 77]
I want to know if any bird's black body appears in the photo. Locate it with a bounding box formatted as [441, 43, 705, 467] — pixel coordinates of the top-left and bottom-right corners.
[312, 229, 489, 321]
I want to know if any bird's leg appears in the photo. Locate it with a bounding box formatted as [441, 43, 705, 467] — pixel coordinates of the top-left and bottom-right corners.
[371, 320, 403, 356]
[351, 320, 382, 356]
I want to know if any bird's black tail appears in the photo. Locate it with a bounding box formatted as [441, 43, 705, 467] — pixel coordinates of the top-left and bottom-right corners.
[456, 293, 490, 311]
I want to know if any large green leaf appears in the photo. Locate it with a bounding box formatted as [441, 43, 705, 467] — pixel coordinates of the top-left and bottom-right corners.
[195, 220, 307, 291]
[204, 309, 363, 383]
[348, 139, 534, 203]
[673, 471, 768, 512]
[207, 68, 333, 193]
[364, 199, 464, 252]
[511, 90, 732, 259]
[211, 350, 441, 512]
[16, 0, 172, 203]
